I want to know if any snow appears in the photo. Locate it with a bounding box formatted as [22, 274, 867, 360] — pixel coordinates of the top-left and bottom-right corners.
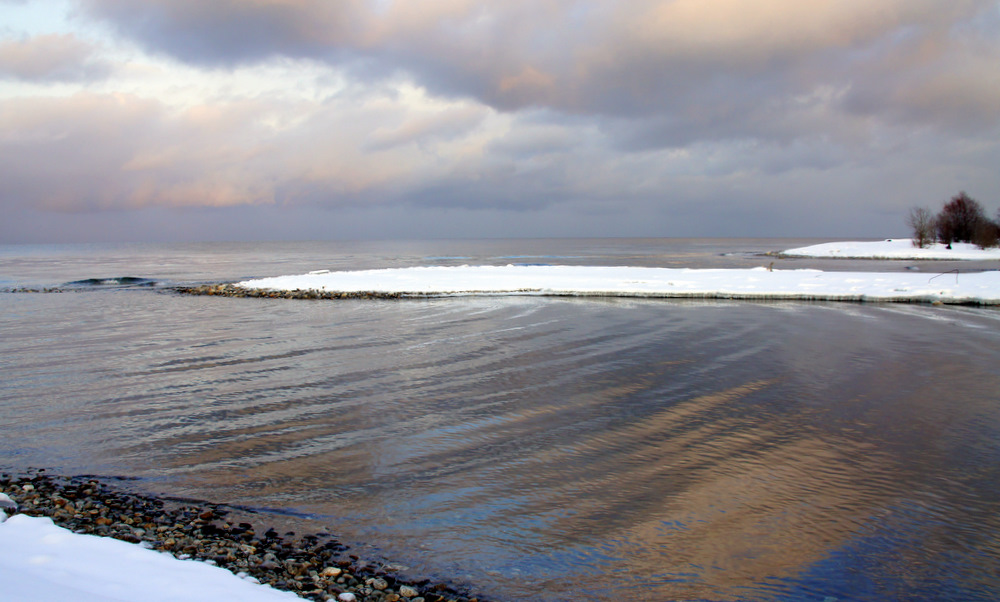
[782, 239, 1000, 260]
[0, 513, 301, 602]
[237, 264, 1000, 305]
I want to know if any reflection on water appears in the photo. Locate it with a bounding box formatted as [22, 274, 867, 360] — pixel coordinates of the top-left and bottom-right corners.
[2, 241, 1000, 601]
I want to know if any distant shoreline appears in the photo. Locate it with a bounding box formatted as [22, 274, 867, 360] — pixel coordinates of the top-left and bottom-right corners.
[779, 239, 1000, 260]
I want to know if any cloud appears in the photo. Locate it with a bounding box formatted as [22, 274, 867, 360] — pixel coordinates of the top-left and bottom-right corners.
[74, 0, 1000, 141]
[365, 103, 490, 151]
[0, 84, 506, 214]
[0, 33, 111, 81]
[842, 30, 1000, 132]
[78, 0, 370, 64]
[3, 78, 998, 239]
[2, 1, 999, 243]
[0, 91, 293, 212]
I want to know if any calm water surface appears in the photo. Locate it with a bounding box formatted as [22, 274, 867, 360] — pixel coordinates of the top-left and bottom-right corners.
[2, 239, 999, 601]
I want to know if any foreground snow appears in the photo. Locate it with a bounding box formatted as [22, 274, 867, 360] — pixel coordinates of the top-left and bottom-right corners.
[237, 264, 1000, 305]
[782, 239, 1000, 260]
[0, 512, 299, 602]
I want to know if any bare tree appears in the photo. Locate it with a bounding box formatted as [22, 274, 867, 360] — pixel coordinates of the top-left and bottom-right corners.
[906, 207, 936, 248]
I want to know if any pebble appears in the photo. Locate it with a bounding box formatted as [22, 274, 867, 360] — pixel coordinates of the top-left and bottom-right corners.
[0, 493, 17, 511]
[0, 471, 482, 602]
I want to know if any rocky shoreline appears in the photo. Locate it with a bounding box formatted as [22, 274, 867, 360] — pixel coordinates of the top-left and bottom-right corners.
[175, 284, 419, 300]
[1, 471, 483, 602]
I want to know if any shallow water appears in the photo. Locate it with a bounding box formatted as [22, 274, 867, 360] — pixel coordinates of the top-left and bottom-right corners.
[2, 239, 1000, 601]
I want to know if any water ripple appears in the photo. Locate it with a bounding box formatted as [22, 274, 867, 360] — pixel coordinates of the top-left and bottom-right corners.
[3, 289, 1000, 601]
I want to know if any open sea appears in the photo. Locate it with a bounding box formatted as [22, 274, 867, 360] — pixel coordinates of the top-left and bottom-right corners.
[2, 238, 999, 601]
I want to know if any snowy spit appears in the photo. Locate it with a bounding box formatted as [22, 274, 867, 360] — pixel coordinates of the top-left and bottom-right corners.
[782, 238, 1000, 260]
[236, 263, 1000, 306]
[0, 513, 300, 602]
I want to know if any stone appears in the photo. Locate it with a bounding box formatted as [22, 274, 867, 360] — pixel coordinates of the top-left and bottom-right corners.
[337, 593, 357, 602]
[368, 577, 389, 590]
[399, 585, 419, 598]
[0, 493, 17, 511]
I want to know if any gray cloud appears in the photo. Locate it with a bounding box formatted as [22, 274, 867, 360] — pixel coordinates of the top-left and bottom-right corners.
[4, 82, 998, 241]
[76, 0, 1000, 140]
[78, 0, 368, 64]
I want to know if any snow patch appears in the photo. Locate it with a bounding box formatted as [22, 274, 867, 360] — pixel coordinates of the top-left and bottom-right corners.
[236, 264, 1000, 305]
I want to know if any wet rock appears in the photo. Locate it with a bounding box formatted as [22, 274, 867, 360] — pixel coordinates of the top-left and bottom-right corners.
[173, 284, 416, 302]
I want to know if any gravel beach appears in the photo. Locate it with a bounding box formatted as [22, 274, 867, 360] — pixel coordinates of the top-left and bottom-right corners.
[1, 471, 484, 602]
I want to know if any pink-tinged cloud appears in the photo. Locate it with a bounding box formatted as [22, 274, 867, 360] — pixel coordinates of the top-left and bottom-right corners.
[0, 33, 110, 81]
[0, 89, 500, 214]
[0, 93, 276, 212]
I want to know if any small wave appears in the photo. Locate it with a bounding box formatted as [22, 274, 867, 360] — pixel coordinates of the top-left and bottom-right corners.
[64, 277, 158, 288]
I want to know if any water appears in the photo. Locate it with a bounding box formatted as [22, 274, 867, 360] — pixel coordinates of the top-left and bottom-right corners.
[2, 238, 1000, 601]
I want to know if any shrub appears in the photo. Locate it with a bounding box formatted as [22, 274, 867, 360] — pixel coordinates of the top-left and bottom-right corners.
[906, 207, 936, 248]
[972, 218, 1000, 249]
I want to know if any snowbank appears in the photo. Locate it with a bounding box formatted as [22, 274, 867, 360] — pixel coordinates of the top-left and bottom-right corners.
[782, 239, 1000, 260]
[0, 513, 300, 602]
[237, 264, 1000, 305]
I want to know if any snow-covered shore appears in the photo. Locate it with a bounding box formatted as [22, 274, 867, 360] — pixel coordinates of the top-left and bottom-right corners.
[782, 238, 1000, 260]
[235, 264, 1000, 305]
[0, 511, 300, 602]
[1, 475, 463, 602]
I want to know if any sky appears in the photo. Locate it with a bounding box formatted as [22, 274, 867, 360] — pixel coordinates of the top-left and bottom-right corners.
[1, 0, 999, 243]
